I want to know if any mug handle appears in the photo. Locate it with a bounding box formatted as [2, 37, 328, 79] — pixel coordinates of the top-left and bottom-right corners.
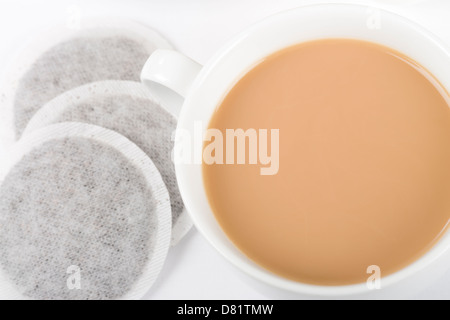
[141, 49, 203, 118]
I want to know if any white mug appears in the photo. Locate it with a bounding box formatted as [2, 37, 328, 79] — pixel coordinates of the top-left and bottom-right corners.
[141, 3, 450, 296]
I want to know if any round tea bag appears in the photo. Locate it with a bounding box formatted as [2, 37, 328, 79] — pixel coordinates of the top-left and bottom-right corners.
[24, 81, 192, 246]
[0, 123, 172, 300]
[0, 18, 172, 143]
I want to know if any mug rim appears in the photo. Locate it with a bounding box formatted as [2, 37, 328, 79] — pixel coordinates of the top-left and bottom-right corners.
[176, 3, 450, 296]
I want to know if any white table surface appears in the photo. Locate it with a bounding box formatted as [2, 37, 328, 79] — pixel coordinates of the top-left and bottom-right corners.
[1, 0, 450, 300]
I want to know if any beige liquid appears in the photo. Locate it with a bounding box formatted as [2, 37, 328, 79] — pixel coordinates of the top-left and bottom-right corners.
[203, 39, 450, 286]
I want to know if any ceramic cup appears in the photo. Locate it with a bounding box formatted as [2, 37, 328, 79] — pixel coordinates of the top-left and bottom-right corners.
[141, 3, 450, 296]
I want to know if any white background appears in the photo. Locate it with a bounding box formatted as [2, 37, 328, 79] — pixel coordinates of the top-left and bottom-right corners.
[1, 0, 450, 300]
